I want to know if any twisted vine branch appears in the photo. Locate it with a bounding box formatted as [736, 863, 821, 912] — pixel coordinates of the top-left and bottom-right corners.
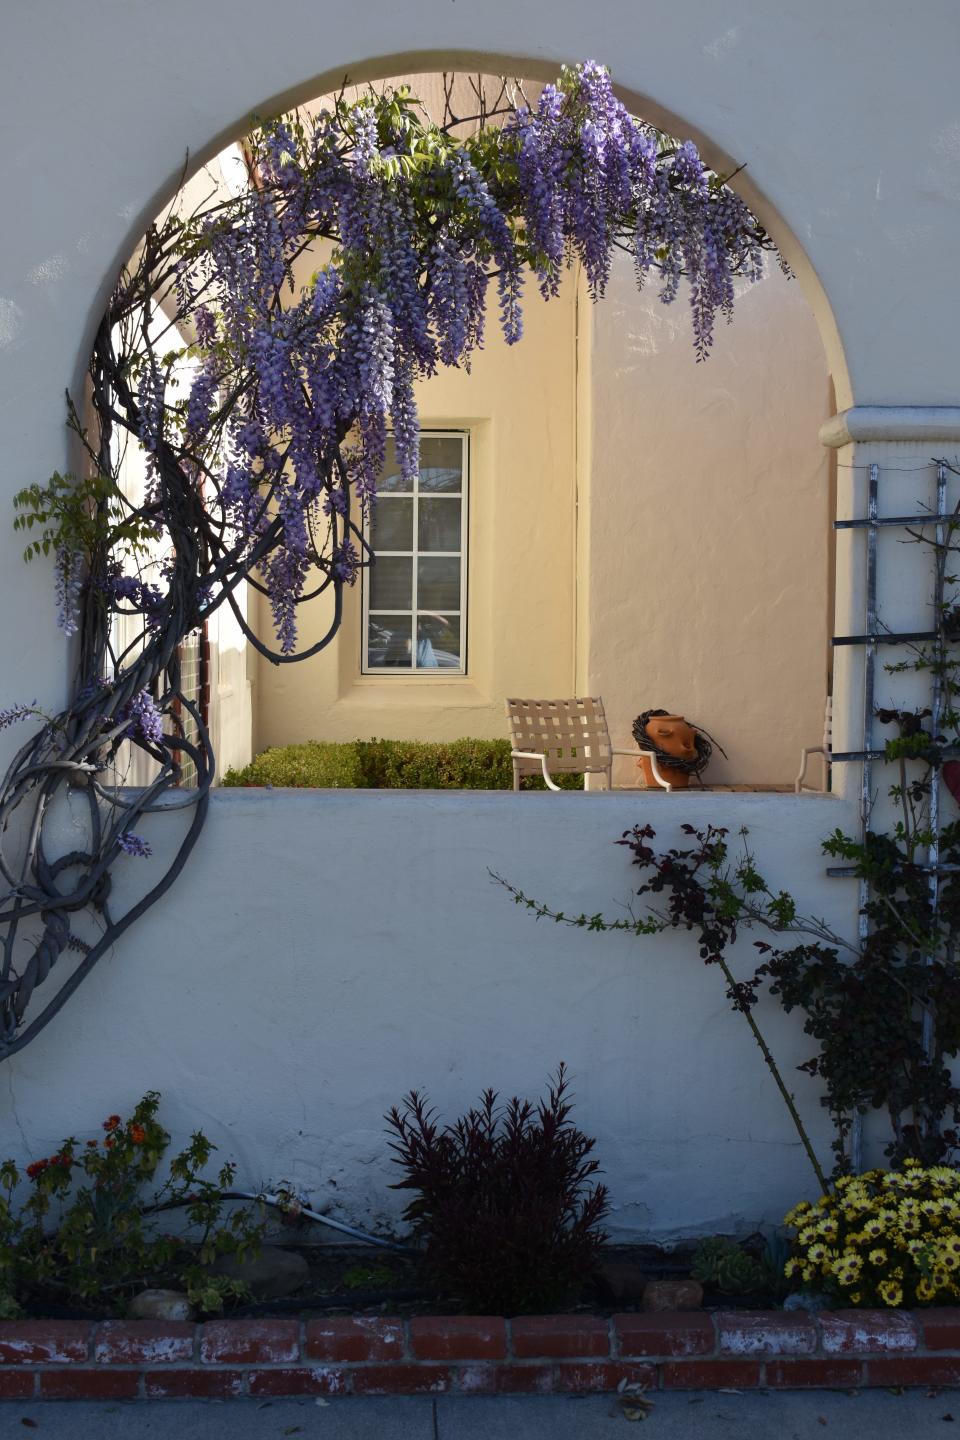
[0, 64, 778, 1060]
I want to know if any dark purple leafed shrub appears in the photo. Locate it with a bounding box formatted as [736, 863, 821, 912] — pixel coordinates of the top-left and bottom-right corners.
[385, 1065, 608, 1313]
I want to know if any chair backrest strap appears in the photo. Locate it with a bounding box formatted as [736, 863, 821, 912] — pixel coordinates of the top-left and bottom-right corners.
[505, 697, 613, 773]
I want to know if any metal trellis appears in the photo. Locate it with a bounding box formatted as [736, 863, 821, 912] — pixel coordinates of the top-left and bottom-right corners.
[829, 460, 949, 1171]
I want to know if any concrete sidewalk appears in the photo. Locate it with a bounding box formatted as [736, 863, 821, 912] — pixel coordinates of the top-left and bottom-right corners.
[1, 1390, 956, 1437]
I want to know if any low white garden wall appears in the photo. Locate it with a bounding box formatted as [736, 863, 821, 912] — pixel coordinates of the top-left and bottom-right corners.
[3, 788, 857, 1243]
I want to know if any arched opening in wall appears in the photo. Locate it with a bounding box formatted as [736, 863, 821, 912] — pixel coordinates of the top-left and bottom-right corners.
[0, 45, 864, 1216]
[126, 67, 832, 794]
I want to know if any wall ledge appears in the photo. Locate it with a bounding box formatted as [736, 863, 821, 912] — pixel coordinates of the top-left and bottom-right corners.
[820, 407, 960, 448]
[0, 1309, 957, 1399]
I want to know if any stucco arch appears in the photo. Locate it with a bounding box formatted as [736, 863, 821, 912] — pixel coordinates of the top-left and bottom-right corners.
[73, 47, 851, 413]
[5, 0, 957, 717]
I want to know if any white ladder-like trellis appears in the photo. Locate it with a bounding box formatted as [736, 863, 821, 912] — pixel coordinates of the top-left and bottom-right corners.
[830, 459, 950, 1170]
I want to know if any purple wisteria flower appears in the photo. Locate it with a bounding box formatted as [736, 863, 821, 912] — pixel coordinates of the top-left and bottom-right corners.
[134, 61, 770, 654]
[0, 701, 39, 731]
[54, 546, 83, 637]
[117, 831, 152, 859]
[118, 690, 164, 746]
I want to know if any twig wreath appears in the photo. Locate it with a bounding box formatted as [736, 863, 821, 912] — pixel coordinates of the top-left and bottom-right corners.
[0, 63, 781, 1057]
[632, 708, 725, 780]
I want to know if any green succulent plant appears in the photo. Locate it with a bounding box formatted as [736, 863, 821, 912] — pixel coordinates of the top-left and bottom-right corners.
[690, 1237, 770, 1296]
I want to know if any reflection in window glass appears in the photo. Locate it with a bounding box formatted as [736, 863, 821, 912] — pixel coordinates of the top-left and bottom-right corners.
[370, 496, 413, 552]
[377, 437, 414, 493]
[418, 497, 461, 552]
[369, 555, 413, 610]
[418, 436, 463, 491]
[418, 556, 460, 609]
[417, 614, 461, 668]
[363, 432, 467, 673]
[367, 614, 414, 668]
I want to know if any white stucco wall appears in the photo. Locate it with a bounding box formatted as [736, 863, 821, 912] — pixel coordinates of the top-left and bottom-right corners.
[5, 789, 853, 1240]
[4, 2, 960, 735]
[1, 1, 958, 1232]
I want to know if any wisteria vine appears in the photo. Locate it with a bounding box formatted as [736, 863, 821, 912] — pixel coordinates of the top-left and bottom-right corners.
[0, 63, 780, 1058]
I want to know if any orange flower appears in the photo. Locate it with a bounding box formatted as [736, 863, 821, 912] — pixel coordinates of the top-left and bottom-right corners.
[130, 1124, 146, 1144]
[104, 1136, 114, 1149]
[103, 1115, 121, 1132]
[86, 1139, 98, 1148]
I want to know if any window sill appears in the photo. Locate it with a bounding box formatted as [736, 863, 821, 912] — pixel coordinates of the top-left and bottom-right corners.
[339, 677, 490, 707]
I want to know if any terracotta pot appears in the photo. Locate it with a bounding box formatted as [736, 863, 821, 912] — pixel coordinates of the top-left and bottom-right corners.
[637, 713, 698, 789]
[637, 755, 692, 789]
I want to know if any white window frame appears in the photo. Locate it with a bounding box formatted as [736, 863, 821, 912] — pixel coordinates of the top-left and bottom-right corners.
[361, 430, 469, 677]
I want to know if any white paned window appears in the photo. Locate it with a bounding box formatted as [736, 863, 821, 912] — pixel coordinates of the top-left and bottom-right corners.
[362, 431, 468, 674]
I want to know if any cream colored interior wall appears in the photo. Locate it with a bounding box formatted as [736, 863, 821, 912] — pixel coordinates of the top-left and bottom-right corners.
[253, 273, 579, 747]
[584, 253, 832, 786]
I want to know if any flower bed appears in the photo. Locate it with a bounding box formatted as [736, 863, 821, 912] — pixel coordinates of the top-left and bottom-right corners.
[2, 1309, 960, 1399]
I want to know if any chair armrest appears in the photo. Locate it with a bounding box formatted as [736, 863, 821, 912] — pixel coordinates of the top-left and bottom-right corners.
[510, 748, 563, 792]
[795, 745, 826, 794]
[634, 749, 673, 793]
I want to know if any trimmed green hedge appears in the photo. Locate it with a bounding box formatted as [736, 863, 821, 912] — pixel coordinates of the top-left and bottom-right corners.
[221, 739, 585, 790]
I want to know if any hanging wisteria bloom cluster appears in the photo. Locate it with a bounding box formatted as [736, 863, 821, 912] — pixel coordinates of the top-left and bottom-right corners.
[0, 63, 779, 1058]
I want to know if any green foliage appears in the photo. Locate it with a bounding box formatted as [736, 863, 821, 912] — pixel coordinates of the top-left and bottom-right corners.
[222, 741, 364, 789]
[0, 1093, 264, 1314]
[13, 471, 155, 567]
[341, 1262, 397, 1290]
[690, 1236, 772, 1296]
[222, 739, 584, 791]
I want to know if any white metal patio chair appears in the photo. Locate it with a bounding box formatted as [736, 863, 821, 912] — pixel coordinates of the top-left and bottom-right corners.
[795, 695, 833, 794]
[505, 696, 674, 792]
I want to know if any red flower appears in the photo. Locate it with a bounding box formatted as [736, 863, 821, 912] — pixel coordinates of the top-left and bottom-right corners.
[54, 1153, 71, 1168]
[104, 1137, 114, 1150]
[25, 1159, 48, 1180]
[103, 1115, 121, 1132]
[129, 1124, 146, 1144]
[86, 1139, 98, 1148]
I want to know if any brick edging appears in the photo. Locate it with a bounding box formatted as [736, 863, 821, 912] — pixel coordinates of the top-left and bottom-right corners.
[1, 1309, 959, 1399]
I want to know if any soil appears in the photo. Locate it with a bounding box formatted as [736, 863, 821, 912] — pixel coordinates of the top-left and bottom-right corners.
[18, 1242, 783, 1321]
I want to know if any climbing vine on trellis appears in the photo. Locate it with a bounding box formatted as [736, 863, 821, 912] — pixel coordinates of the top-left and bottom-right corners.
[0, 62, 780, 1058]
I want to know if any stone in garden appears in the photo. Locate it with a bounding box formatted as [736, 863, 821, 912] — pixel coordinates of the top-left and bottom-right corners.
[128, 1288, 195, 1321]
[783, 1290, 832, 1313]
[596, 1257, 649, 1305]
[642, 1279, 704, 1312]
[210, 1245, 309, 1300]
